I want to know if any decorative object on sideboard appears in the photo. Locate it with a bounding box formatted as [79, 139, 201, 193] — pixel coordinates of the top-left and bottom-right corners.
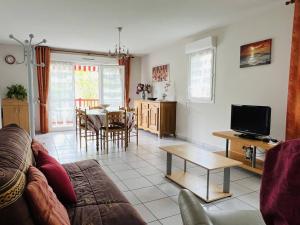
[152, 64, 169, 82]
[6, 84, 27, 101]
[136, 83, 151, 100]
[147, 97, 157, 101]
[8, 34, 47, 138]
[162, 82, 171, 100]
[240, 39, 272, 68]
[5, 55, 16, 64]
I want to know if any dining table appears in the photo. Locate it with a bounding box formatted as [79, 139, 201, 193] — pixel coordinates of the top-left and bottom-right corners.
[85, 108, 135, 151]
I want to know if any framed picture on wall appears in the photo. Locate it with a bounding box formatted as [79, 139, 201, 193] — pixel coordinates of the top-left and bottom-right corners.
[240, 39, 272, 68]
[152, 64, 169, 82]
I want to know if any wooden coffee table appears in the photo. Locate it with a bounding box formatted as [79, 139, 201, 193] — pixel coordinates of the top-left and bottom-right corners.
[160, 144, 242, 202]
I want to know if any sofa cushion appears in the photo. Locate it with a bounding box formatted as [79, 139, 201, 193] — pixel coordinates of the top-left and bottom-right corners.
[63, 159, 146, 225]
[0, 125, 36, 225]
[31, 139, 49, 158]
[25, 166, 71, 225]
[37, 151, 77, 204]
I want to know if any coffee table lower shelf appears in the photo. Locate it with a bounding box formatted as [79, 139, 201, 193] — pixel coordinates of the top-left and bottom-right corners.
[166, 171, 232, 203]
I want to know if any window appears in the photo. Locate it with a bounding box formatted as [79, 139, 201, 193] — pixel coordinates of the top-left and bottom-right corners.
[187, 47, 216, 103]
[100, 66, 124, 108]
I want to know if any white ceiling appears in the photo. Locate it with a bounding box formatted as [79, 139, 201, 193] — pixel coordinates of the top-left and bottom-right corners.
[0, 0, 281, 55]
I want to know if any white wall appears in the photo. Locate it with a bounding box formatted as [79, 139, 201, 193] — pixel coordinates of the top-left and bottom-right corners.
[0, 44, 27, 96]
[141, 4, 294, 148]
[0, 44, 41, 130]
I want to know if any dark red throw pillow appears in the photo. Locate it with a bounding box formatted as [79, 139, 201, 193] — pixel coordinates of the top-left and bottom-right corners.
[36, 150, 77, 204]
[31, 139, 49, 158]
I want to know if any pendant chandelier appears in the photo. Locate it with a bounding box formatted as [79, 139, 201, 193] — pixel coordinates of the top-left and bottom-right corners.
[108, 27, 130, 59]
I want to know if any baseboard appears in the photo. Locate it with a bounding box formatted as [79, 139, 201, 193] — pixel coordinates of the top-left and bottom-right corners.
[175, 133, 220, 152]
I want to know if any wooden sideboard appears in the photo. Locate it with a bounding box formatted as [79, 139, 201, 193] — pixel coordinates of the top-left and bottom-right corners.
[2, 98, 29, 132]
[213, 131, 277, 175]
[134, 100, 176, 138]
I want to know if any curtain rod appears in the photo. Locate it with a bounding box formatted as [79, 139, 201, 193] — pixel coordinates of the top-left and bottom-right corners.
[50, 47, 134, 58]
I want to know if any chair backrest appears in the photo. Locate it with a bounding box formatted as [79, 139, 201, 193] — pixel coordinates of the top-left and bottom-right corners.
[76, 108, 87, 126]
[119, 106, 135, 112]
[89, 105, 105, 110]
[106, 110, 127, 128]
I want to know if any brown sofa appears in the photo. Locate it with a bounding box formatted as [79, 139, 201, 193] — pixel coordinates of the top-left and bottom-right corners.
[0, 125, 146, 225]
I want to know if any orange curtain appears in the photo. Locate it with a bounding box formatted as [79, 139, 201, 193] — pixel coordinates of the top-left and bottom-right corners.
[36, 46, 51, 133]
[119, 57, 131, 107]
[286, 0, 300, 140]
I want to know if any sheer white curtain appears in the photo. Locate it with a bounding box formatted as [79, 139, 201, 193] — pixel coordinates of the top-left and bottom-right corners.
[188, 48, 215, 102]
[100, 66, 124, 108]
[49, 62, 75, 130]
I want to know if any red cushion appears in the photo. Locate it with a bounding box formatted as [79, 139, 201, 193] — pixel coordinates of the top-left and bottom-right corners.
[25, 166, 71, 225]
[36, 151, 77, 204]
[31, 139, 49, 158]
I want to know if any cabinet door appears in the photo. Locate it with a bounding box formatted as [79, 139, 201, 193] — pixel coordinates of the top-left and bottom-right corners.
[141, 102, 149, 129]
[135, 101, 142, 128]
[19, 105, 29, 132]
[3, 105, 20, 126]
[148, 103, 159, 132]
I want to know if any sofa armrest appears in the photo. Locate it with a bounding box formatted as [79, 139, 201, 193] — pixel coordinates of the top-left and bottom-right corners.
[178, 189, 213, 225]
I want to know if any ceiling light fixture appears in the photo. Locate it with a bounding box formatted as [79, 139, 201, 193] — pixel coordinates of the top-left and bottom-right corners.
[108, 27, 130, 59]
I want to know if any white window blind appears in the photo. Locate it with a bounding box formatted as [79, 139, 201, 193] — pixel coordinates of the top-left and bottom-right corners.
[188, 48, 215, 102]
[186, 37, 216, 103]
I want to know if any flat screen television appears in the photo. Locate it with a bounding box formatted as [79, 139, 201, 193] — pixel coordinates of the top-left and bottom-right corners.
[230, 105, 271, 137]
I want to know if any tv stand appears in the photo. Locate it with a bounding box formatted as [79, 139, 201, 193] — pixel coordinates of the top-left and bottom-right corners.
[234, 133, 259, 140]
[213, 131, 277, 175]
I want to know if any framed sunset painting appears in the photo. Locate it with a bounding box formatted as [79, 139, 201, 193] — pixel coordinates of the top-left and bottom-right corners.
[240, 39, 272, 68]
[152, 64, 169, 82]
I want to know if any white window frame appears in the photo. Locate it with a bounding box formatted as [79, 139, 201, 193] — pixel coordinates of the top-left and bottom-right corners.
[99, 65, 125, 108]
[187, 47, 216, 103]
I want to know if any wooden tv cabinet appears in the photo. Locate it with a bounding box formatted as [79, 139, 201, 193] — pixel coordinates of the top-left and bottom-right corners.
[213, 131, 277, 175]
[134, 100, 176, 138]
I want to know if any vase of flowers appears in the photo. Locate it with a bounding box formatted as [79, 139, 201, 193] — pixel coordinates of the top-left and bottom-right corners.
[136, 83, 151, 99]
[162, 82, 170, 100]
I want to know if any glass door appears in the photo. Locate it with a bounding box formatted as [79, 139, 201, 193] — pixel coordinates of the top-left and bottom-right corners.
[49, 62, 75, 131]
[100, 65, 125, 109]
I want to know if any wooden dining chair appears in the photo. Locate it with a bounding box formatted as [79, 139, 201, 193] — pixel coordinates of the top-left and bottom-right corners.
[76, 108, 95, 150]
[101, 110, 127, 152]
[126, 107, 139, 146]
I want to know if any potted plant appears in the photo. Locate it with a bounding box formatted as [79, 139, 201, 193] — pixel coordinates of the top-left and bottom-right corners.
[136, 83, 151, 99]
[6, 84, 27, 101]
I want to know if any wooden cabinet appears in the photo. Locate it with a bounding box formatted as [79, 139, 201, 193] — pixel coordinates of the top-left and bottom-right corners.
[2, 98, 29, 132]
[135, 100, 176, 138]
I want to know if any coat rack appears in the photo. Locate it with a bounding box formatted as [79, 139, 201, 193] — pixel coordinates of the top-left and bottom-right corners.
[285, 0, 295, 5]
[9, 34, 47, 138]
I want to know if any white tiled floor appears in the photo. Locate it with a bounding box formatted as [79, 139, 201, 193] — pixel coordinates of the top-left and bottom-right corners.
[36, 130, 262, 225]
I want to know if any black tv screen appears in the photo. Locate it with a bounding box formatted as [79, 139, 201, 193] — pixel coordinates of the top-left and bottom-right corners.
[230, 105, 271, 136]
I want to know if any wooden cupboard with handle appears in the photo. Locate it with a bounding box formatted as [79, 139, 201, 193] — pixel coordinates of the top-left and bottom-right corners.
[134, 100, 176, 138]
[1, 98, 29, 132]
